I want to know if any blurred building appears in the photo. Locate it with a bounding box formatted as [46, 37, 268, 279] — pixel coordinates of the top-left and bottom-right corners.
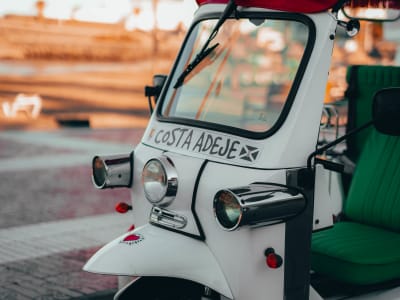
[0, 0, 195, 61]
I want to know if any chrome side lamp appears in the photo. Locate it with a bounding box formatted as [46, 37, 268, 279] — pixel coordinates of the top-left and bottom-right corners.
[92, 152, 134, 189]
[214, 183, 306, 231]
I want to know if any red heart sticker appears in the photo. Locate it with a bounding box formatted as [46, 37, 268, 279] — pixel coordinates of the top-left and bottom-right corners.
[121, 233, 144, 245]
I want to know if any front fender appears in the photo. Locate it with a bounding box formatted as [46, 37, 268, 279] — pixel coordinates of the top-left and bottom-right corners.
[83, 224, 233, 299]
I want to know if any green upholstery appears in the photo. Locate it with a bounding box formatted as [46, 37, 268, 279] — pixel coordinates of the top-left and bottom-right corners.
[345, 65, 400, 161]
[311, 129, 400, 284]
[311, 66, 400, 285]
[345, 130, 400, 231]
[312, 222, 400, 285]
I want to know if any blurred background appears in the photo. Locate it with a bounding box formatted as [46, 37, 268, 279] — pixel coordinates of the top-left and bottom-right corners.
[0, 0, 197, 129]
[0, 1, 195, 299]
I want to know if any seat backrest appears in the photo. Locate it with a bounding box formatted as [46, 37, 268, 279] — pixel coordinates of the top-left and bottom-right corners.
[345, 65, 400, 161]
[344, 128, 400, 232]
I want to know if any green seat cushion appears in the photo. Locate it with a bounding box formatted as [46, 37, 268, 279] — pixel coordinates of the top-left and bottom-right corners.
[345, 129, 400, 231]
[312, 222, 400, 285]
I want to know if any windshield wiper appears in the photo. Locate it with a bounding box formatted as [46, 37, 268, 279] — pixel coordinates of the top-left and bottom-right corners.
[173, 43, 219, 89]
[173, 0, 237, 89]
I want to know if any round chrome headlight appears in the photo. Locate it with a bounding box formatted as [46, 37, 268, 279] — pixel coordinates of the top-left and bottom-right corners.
[142, 157, 178, 206]
[213, 190, 242, 231]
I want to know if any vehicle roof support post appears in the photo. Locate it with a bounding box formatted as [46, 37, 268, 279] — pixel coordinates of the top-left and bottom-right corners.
[284, 168, 315, 300]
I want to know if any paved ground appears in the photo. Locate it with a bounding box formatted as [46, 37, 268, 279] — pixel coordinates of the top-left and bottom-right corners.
[0, 127, 145, 299]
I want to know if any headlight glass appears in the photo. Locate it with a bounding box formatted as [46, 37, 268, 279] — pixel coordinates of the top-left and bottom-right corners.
[93, 157, 107, 188]
[142, 159, 167, 203]
[142, 157, 178, 206]
[214, 190, 242, 231]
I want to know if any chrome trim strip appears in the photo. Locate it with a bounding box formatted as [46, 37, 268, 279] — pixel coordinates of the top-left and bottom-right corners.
[150, 206, 187, 229]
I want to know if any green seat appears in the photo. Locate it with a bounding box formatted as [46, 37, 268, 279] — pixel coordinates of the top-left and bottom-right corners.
[312, 66, 400, 285]
[312, 222, 400, 285]
[345, 65, 400, 161]
[311, 129, 400, 284]
[312, 128, 400, 285]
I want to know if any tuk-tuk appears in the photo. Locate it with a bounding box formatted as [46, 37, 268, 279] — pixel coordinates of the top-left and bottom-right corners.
[83, 0, 400, 299]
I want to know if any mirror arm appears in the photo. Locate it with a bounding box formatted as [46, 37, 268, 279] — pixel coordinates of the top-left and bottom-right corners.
[145, 86, 162, 114]
[331, 0, 347, 14]
[307, 120, 373, 170]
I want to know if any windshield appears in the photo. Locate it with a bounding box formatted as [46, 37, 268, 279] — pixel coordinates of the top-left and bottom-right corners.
[161, 15, 311, 135]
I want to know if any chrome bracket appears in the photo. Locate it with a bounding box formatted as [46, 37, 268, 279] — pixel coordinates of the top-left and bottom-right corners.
[150, 206, 187, 229]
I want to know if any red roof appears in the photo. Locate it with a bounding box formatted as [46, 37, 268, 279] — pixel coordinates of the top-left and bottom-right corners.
[195, 0, 340, 13]
[196, 0, 400, 12]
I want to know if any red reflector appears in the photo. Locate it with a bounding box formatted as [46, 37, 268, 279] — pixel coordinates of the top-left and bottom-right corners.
[127, 224, 136, 232]
[266, 254, 282, 269]
[264, 248, 283, 269]
[115, 202, 132, 214]
[123, 234, 141, 242]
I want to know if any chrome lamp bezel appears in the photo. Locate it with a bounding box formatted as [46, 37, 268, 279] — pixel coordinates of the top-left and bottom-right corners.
[142, 156, 178, 207]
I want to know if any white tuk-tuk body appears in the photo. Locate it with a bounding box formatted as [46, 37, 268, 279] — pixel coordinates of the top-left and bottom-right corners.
[84, 0, 400, 299]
